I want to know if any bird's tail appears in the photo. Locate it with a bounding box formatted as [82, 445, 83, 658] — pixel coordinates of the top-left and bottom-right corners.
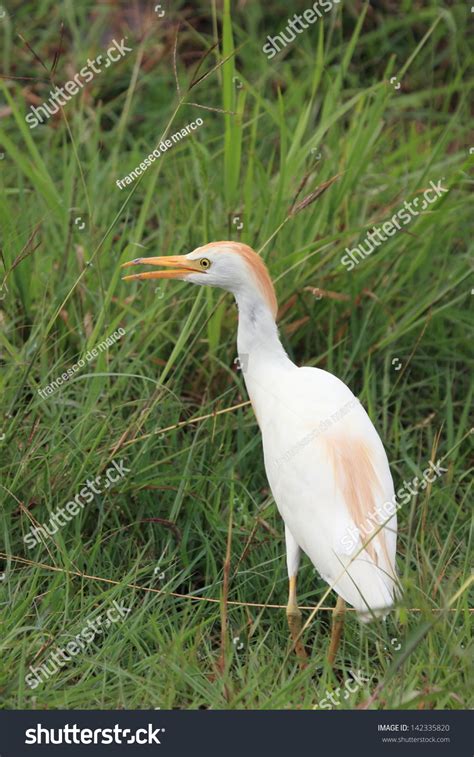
[333, 553, 402, 623]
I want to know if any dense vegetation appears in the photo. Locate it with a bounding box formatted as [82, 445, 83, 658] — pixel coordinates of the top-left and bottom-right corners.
[0, 0, 472, 709]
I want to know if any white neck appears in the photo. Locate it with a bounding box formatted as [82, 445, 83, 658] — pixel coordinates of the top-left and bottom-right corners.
[235, 289, 286, 358]
[234, 289, 293, 422]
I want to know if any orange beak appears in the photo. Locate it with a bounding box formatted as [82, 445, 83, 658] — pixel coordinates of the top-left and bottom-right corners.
[121, 255, 203, 281]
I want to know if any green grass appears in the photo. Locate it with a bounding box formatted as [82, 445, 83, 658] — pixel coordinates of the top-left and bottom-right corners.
[0, 0, 472, 710]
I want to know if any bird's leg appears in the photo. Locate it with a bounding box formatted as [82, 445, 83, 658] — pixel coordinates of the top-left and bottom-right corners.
[327, 595, 346, 666]
[284, 526, 307, 664]
[286, 575, 307, 664]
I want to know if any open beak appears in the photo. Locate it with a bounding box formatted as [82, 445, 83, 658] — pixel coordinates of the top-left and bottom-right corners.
[121, 255, 202, 281]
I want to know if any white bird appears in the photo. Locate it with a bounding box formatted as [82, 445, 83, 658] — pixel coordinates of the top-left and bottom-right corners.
[123, 242, 400, 663]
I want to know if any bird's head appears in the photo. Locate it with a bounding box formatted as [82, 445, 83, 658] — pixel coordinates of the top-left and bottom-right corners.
[122, 241, 278, 318]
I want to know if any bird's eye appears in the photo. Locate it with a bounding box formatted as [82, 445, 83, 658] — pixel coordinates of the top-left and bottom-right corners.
[199, 258, 211, 270]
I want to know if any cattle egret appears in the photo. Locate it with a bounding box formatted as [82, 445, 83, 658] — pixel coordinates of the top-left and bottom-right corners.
[122, 242, 400, 664]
